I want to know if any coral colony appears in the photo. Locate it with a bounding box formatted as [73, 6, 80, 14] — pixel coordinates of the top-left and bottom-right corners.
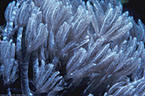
[0, 0, 145, 96]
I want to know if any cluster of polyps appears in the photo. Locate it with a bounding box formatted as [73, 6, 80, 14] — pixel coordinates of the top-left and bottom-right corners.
[0, 0, 144, 96]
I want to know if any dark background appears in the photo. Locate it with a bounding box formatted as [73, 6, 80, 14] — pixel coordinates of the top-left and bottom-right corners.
[123, 0, 145, 23]
[0, 0, 145, 25]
